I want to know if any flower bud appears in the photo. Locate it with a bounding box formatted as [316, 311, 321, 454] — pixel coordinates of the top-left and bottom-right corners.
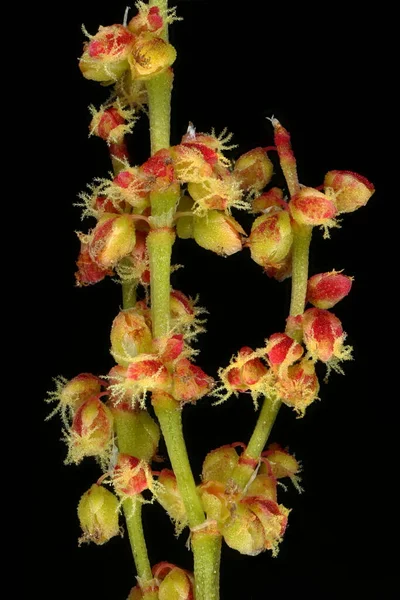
[68, 396, 114, 464]
[324, 170, 374, 213]
[125, 356, 172, 404]
[171, 144, 214, 184]
[202, 446, 239, 484]
[242, 496, 289, 555]
[307, 271, 353, 309]
[199, 481, 230, 525]
[89, 106, 126, 143]
[110, 308, 153, 367]
[130, 34, 176, 80]
[75, 239, 112, 286]
[89, 214, 136, 269]
[157, 469, 188, 533]
[78, 484, 120, 545]
[140, 148, 176, 185]
[113, 454, 151, 496]
[128, 5, 164, 35]
[79, 25, 135, 82]
[262, 443, 302, 492]
[246, 474, 277, 502]
[170, 291, 196, 328]
[251, 187, 287, 214]
[221, 503, 265, 556]
[193, 210, 244, 256]
[60, 373, 104, 413]
[248, 211, 293, 267]
[302, 308, 349, 363]
[274, 359, 319, 417]
[289, 187, 337, 227]
[158, 565, 194, 600]
[171, 358, 213, 403]
[112, 167, 150, 210]
[265, 333, 303, 372]
[226, 347, 268, 392]
[153, 334, 185, 364]
[233, 148, 273, 191]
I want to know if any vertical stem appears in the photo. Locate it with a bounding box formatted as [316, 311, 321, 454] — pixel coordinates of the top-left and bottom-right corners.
[289, 224, 313, 319]
[153, 393, 221, 600]
[115, 415, 157, 600]
[122, 499, 158, 600]
[146, 72, 173, 155]
[122, 281, 137, 310]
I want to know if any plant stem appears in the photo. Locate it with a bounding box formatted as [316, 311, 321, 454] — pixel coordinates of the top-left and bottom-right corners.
[122, 281, 137, 310]
[144, 6, 222, 597]
[153, 393, 221, 600]
[116, 392, 156, 600]
[288, 224, 313, 332]
[122, 499, 158, 600]
[230, 225, 313, 489]
[230, 396, 281, 490]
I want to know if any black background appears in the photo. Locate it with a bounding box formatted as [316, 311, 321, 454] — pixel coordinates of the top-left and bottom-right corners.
[34, 1, 395, 598]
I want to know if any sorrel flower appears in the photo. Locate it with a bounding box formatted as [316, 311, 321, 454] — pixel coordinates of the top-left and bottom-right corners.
[78, 484, 120, 545]
[324, 170, 375, 213]
[307, 271, 353, 309]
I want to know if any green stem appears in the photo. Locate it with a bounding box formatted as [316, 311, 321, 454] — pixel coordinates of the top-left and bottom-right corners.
[230, 225, 313, 490]
[122, 499, 158, 600]
[122, 281, 137, 310]
[115, 409, 156, 600]
[153, 394, 221, 600]
[288, 224, 313, 323]
[230, 396, 281, 490]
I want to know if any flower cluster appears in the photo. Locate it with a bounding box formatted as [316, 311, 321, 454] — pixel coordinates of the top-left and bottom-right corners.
[157, 443, 302, 557]
[214, 269, 354, 416]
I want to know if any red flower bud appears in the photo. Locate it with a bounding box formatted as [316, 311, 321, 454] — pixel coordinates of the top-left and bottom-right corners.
[248, 211, 293, 268]
[251, 187, 287, 214]
[127, 356, 171, 388]
[275, 359, 319, 417]
[75, 239, 112, 286]
[265, 333, 303, 372]
[289, 187, 337, 229]
[172, 358, 214, 403]
[89, 214, 136, 269]
[153, 333, 185, 364]
[307, 271, 353, 309]
[233, 147, 273, 191]
[128, 5, 164, 35]
[89, 106, 126, 143]
[67, 396, 114, 464]
[324, 170, 374, 213]
[302, 308, 352, 365]
[113, 454, 151, 497]
[112, 167, 150, 210]
[140, 148, 176, 183]
[46, 373, 105, 425]
[79, 25, 135, 82]
[226, 347, 268, 392]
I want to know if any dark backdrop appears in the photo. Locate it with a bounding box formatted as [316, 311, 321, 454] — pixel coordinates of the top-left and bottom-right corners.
[34, 1, 394, 598]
